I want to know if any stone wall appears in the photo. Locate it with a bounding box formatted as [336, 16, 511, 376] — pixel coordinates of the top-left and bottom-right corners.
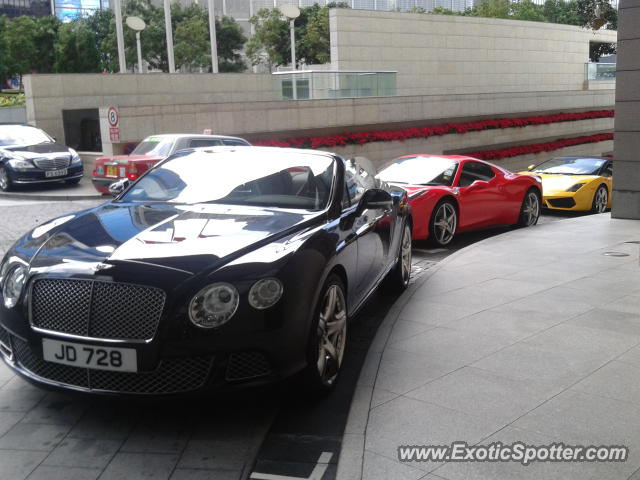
[613, 0, 640, 219]
[330, 10, 617, 96]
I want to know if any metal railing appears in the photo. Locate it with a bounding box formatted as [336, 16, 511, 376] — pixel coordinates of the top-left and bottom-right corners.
[273, 70, 397, 100]
[585, 63, 616, 81]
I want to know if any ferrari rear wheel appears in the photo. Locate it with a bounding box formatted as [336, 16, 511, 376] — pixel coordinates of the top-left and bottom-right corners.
[592, 185, 608, 214]
[517, 189, 541, 227]
[429, 199, 457, 247]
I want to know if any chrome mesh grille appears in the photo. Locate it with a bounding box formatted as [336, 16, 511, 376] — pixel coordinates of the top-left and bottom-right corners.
[13, 336, 88, 387]
[11, 336, 212, 394]
[0, 327, 10, 349]
[31, 278, 166, 341]
[33, 157, 70, 170]
[226, 351, 271, 381]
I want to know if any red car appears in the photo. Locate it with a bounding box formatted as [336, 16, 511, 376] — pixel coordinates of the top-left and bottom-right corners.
[377, 155, 543, 246]
[92, 134, 250, 194]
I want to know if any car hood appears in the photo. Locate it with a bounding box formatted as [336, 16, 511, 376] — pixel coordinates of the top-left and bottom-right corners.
[519, 173, 600, 193]
[25, 202, 320, 276]
[2, 142, 71, 159]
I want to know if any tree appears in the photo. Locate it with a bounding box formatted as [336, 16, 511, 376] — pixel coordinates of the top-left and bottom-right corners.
[216, 16, 248, 72]
[466, 0, 510, 19]
[246, 8, 290, 70]
[3, 16, 40, 78]
[32, 16, 61, 73]
[54, 19, 101, 73]
[543, 0, 582, 26]
[174, 15, 209, 71]
[510, 0, 545, 21]
[0, 17, 10, 82]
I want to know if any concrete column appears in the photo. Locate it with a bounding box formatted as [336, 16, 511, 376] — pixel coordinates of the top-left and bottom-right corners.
[613, 0, 640, 219]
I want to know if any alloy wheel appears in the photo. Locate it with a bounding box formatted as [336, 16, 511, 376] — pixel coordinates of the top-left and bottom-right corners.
[400, 223, 412, 286]
[0, 168, 9, 191]
[433, 202, 457, 245]
[316, 284, 347, 386]
[594, 186, 608, 214]
[522, 191, 540, 226]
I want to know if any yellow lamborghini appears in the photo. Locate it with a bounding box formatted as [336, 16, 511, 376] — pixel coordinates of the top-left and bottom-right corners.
[520, 156, 612, 213]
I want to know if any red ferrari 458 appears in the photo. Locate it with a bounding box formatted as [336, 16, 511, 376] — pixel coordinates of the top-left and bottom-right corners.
[377, 155, 543, 246]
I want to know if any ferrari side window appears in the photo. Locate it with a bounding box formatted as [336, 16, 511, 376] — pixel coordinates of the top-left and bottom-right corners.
[459, 161, 495, 187]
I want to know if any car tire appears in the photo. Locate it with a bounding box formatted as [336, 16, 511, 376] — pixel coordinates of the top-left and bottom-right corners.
[429, 199, 457, 247]
[592, 185, 608, 214]
[517, 188, 541, 227]
[0, 166, 12, 192]
[65, 178, 81, 186]
[300, 274, 347, 395]
[383, 221, 412, 294]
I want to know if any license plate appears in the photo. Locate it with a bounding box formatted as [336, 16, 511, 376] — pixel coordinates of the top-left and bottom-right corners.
[45, 168, 67, 178]
[106, 165, 118, 177]
[42, 338, 137, 372]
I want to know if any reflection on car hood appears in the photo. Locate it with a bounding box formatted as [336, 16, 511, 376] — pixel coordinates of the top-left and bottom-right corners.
[28, 203, 320, 275]
[2, 142, 72, 159]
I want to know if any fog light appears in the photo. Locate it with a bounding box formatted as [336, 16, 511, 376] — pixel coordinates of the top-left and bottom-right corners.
[189, 283, 239, 328]
[3, 265, 27, 309]
[248, 278, 283, 310]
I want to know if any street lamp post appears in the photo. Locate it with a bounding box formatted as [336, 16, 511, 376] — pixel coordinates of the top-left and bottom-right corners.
[164, 0, 176, 72]
[113, 0, 127, 73]
[126, 16, 146, 74]
[280, 4, 300, 100]
[208, 0, 219, 73]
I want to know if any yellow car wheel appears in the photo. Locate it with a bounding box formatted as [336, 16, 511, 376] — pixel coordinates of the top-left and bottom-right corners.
[592, 185, 608, 214]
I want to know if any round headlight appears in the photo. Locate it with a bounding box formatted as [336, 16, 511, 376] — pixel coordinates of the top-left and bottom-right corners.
[248, 278, 283, 310]
[189, 283, 239, 329]
[3, 265, 27, 309]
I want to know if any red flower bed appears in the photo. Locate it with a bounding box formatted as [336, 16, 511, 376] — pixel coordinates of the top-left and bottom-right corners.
[254, 110, 614, 149]
[465, 133, 614, 161]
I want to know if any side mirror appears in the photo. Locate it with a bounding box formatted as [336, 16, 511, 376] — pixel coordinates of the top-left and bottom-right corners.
[356, 188, 393, 216]
[527, 164, 535, 171]
[108, 178, 130, 196]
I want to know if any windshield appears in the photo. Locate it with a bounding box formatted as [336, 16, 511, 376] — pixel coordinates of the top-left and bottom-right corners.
[131, 136, 176, 157]
[120, 150, 335, 210]
[532, 157, 606, 175]
[0, 125, 53, 147]
[377, 156, 458, 186]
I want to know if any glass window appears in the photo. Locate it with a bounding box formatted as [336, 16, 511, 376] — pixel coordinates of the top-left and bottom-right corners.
[222, 139, 250, 146]
[188, 139, 223, 148]
[532, 157, 606, 175]
[377, 156, 458, 186]
[131, 136, 176, 157]
[601, 162, 613, 178]
[345, 157, 377, 206]
[121, 150, 335, 210]
[0, 125, 53, 147]
[458, 161, 495, 187]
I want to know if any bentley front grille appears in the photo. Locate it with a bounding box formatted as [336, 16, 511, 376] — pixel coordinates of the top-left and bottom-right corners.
[11, 336, 213, 394]
[31, 278, 166, 341]
[33, 157, 71, 170]
[226, 351, 272, 381]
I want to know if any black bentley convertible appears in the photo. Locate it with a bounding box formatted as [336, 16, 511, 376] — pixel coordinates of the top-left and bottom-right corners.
[0, 147, 412, 396]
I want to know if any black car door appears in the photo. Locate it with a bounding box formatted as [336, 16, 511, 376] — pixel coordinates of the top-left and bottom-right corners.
[344, 158, 393, 305]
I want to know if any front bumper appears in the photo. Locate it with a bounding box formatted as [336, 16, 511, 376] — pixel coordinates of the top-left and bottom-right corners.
[0, 324, 287, 396]
[542, 190, 593, 212]
[8, 164, 84, 185]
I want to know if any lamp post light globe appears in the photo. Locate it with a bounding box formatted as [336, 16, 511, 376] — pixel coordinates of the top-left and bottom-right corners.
[126, 16, 146, 74]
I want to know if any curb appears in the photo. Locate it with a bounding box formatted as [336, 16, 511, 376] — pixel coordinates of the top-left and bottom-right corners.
[0, 191, 104, 201]
[334, 217, 577, 480]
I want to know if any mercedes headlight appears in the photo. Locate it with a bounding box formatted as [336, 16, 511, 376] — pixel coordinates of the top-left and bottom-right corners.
[70, 149, 82, 165]
[7, 158, 34, 170]
[566, 182, 586, 192]
[248, 278, 283, 310]
[2, 265, 27, 309]
[189, 283, 239, 328]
